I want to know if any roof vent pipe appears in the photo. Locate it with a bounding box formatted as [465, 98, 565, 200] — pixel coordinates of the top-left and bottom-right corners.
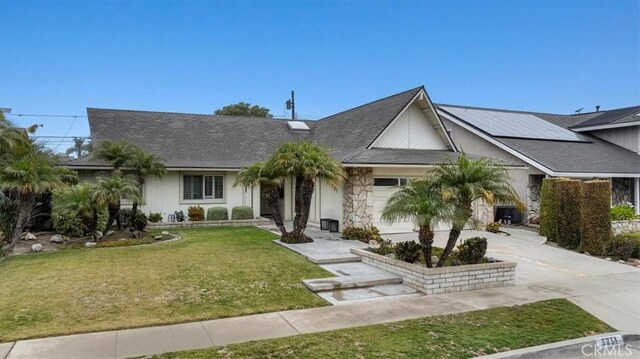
[596, 105, 600, 112]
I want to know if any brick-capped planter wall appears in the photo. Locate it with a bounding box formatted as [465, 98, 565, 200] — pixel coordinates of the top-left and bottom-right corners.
[612, 219, 640, 235]
[147, 218, 270, 229]
[350, 248, 516, 295]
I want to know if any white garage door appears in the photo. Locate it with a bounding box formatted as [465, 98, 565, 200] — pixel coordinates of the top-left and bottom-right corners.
[372, 177, 416, 234]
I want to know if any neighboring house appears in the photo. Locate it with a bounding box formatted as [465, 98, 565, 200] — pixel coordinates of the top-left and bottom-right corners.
[66, 86, 640, 233]
[437, 104, 640, 221]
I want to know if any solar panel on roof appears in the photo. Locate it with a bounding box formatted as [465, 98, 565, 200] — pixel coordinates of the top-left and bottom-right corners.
[440, 106, 588, 142]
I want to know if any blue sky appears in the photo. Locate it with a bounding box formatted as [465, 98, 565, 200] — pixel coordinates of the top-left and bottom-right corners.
[1, 0, 639, 151]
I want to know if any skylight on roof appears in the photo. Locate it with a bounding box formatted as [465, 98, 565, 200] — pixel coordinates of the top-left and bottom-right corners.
[440, 106, 587, 142]
[287, 121, 310, 132]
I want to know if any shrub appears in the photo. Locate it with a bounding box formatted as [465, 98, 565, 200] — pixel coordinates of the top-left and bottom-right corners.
[610, 204, 636, 221]
[607, 236, 638, 261]
[187, 206, 205, 221]
[394, 241, 421, 263]
[148, 212, 163, 223]
[455, 237, 488, 264]
[207, 207, 228, 221]
[342, 226, 381, 243]
[486, 221, 501, 233]
[0, 196, 18, 244]
[52, 206, 108, 237]
[231, 206, 253, 220]
[581, 180, 612, 255]
[539, 178, 560, 241]
[120, 209, 148, 231]
[555, 179, 582, 249]
[616, 233, 640, 259]
[372, 238, 395, 256]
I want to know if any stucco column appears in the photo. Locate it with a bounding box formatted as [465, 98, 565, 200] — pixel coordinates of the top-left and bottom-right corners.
[343, 167, 373, 228]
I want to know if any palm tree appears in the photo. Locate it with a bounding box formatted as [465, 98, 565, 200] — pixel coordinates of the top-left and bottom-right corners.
[65, 137, 92, 158]
[381, 178, 463, 268]
[430, 153, 525, 267]
[234, 161, 287, 235]
[51, 182, 102, 236]
[91, 140, 136, 173]
[0, 152, 76, 254]
[270, 141, 345, 242]
[125, 148, 166, 226]
[92, 175, 142, 234]
[0, 114, 33, 159]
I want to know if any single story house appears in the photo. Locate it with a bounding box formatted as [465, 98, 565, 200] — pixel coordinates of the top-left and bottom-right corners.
[66, 86, 640, 233]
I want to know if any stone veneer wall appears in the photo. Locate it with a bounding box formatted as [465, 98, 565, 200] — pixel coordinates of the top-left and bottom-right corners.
[147, 218, 270, 229]
[343, 167, 373, 228]
[351, 248, 516, 295]
[612, 220, 640, 235]
[612, 178, 634, 206]
[527, 174, 544, 222]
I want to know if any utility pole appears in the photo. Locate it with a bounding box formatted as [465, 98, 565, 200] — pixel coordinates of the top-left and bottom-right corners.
[285, 90, 295, 120]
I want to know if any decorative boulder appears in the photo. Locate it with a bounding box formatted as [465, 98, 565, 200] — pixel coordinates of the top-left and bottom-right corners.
[84, 242, 97, 248]
[132, 231, 143, 238]
[431, 256, 439, 264]
[94, 231, 103, 240]
[21, 232, 36, 241]
[106, 230, 115, 236]
[161, 231, 169, 235]
[154, 235, 163, 241]
[50, 234, 64, 243]
[31, 243, 43, 252]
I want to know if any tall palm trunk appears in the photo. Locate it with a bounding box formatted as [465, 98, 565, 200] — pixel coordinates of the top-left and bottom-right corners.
[3, 194, 35, 254]
[264, 185, 287, 235]
[293, 177, 315, 236]
[292, 175, 304, 230]
[437, 202, 473, 267]
[104, 202, 120, 235]
[418, 226, 435, 268]
[129, 177, 144, 230]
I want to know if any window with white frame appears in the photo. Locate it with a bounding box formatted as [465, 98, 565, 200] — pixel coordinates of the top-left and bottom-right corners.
[183, 174, 224, 200]
[373, 178, 408, 186]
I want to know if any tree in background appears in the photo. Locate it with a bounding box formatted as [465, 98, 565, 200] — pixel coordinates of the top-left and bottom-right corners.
[430, 154, 525, 267]
[65, 137, 92, 158]
[214, 102, 273, 118]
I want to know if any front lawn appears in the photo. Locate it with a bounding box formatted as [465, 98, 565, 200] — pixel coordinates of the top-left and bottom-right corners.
[145, 299, 612, 359]
[0, 227, 330, 342]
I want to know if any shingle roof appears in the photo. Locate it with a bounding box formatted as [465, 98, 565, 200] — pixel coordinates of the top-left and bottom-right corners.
[343, 148, 519, 166]
[437, 105, 640, 175]
[570, 105, 640, 130]
[76, 86, 432, 169]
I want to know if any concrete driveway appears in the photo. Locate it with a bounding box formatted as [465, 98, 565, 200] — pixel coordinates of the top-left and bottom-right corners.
[387, 227, 640, 332]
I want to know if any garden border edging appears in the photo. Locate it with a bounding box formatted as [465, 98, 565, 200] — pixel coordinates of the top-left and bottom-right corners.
[350, 248, 516, 294]
[147, 217, 270, 229]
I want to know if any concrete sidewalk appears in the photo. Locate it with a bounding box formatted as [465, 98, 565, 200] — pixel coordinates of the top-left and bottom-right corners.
[2, 270, 637, 359]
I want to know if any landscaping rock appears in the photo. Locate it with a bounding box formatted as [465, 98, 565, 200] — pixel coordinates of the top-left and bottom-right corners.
[431, 256, 439, 264]
[84, 242, 96, 248]
[94, 231, 103, 240]
[618, 260, 626, 264]
[50, 234, 64, 243]
[154, 235, 163, 241]
[21, 232, 36, 241]
[634, 259, 640, 267]
[605, 257, 612, 261]
[31, 243, 43, 252]
[584, 252, 591, 256]
[369, 240, 379, 246]
[106, 230, 115, 236]
[487, 257, 497, 263]
[132, 231, 142, 238]
[161, 231, 169, 235]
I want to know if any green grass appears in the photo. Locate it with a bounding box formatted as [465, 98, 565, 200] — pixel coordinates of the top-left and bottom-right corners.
[144, 299, 612, 359]
[0, 227, 330, 342]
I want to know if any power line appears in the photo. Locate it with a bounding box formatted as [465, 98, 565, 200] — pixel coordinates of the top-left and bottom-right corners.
[5, 113, 87, 118]
[52, 115, 79, 151]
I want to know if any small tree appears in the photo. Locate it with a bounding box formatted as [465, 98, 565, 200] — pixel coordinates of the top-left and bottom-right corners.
[65, 137, 92, 158]
[430, 153, 524, 267]
[234, 161, 287, 235]
[270, 141, 345, 243]
[92, 175, 142, 234]
[581, 180, 612, 255]
[214, 102, 273, 118]
[51, 182, 103, 236]
[125, 147, 166, 227]
[381, 178, 462, 268]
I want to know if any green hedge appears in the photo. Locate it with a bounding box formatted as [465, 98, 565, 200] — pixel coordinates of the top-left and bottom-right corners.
[556, 179, 582, 249]
[539, 178, 560, 241]
[231, 206, 253, 220]
[581, 180, 612, 255]
[207, 207, 228, 220]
